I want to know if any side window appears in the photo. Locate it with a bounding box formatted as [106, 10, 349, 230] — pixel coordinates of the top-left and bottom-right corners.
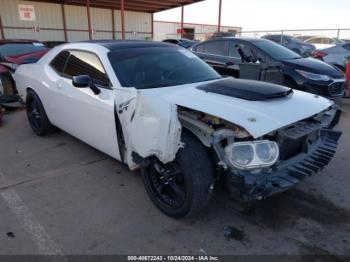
[203, 40, 229, 56]
[281, 36, 290, 45]
[308, 38, 319, 44]
[235, 42, 268, 63]
[269, 35, 280, 43]
[229, 41, 240, 57]
[194, 43, 204, 53]
[343, 44, 350, 51]
[328, 38, 336, 44]
[64, 51, 110, 87]
[49, 50, 69, 74]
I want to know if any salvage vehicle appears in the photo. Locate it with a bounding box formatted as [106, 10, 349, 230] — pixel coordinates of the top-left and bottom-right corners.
[305, 37, 344, 50]
[0, 39, 48, 96]
[162, 38, 198, 49]
[14, 41, 341, 218]
[192, 38, 346, 98]
[312, 43, 350, 72]
[262, 34, 315, 57]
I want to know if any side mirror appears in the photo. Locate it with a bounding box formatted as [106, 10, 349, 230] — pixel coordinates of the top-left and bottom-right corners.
[72, 75, 100, 95]
[72, 75, 92, 88]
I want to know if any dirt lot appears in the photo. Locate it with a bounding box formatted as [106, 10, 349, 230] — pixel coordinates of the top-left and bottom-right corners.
[0, 100, 350, 258]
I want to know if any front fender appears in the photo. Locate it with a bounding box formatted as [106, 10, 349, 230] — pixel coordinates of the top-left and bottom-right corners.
[119, 91, 182, 169]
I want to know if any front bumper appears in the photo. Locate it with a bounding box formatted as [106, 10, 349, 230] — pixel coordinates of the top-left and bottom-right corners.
[298, 78, 346, 98]
[227, 129, 342, 201]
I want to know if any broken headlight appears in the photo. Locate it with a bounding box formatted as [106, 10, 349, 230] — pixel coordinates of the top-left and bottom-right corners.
[224, 140, 279, 170]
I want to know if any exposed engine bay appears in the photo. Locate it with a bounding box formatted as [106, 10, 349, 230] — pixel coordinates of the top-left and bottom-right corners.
[177, 105, 341, 201]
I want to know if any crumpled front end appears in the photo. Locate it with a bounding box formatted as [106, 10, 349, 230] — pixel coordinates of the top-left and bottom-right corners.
[177, 104, 342, 202]
[227, 129, 341, 201]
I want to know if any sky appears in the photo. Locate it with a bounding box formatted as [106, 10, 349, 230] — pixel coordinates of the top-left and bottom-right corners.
[154, 0, 350, 38]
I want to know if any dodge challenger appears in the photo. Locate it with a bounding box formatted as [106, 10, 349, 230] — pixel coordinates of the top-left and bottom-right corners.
[14, 41, 341, 218]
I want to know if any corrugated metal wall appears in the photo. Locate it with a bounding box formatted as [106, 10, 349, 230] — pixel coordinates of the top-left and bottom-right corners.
[153, 21, 241, 41]
[0, 0, 152, 41]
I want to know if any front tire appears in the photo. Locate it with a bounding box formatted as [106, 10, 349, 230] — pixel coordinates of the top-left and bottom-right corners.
[26, 90, 56, 136]
[141, 132, 215, 218]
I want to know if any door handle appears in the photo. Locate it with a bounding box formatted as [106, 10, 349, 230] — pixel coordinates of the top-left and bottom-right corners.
[57, 84, 62, 90]
[226, 61, 234, 66]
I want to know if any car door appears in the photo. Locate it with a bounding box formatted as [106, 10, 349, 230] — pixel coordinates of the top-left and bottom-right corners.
[193, 40, 236, 77]
[227, 40, 245, 77]
[47, 50, 120, 159]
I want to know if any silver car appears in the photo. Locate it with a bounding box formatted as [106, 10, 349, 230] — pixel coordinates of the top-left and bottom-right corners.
[314, 43, 350, 72]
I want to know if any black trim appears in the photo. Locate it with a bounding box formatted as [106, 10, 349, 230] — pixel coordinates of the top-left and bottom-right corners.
[197, 78, 293, 101]
[114, 103, 126, 163]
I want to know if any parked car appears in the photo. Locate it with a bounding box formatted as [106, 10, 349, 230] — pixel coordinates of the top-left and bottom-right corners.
[312, 43, 350, 72]
[14, 41, 341, 218]
[210, 31, 236, 39]
[162, 38, 198, 49]
[262, 34, 315, 57]
[43, 41, 66, 48]
[305, 37, 345, 50]
[191, 38, 345, 97]
[0, 39, 48, 96]
[296, 35, 315, 42]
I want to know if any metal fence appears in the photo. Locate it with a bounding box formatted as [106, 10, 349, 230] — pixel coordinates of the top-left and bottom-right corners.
[161, 29, 350, 42]
[238, 28, 350, 41]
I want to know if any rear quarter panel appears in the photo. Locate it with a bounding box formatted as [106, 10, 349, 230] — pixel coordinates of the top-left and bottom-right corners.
[13, 63, 54, 119]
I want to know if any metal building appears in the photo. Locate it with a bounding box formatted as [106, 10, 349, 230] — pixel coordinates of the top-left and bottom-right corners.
[0, 0, 203, 41]
[154, 20, 241, 41]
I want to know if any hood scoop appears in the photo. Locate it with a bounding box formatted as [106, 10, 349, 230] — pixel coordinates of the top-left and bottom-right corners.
[196, 78, 293, 101]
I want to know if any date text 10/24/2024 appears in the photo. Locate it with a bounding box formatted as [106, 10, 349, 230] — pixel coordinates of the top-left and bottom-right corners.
[127, 256, 220, 261]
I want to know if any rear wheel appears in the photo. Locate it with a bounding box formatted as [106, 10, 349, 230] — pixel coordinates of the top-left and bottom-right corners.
[26, 90, 56, 136]
[141, 132, 215, 218]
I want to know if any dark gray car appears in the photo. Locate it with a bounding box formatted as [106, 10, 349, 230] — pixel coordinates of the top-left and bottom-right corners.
[263, 34, 315, 57]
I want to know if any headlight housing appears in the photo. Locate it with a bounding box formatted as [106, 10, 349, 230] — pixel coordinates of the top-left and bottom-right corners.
[296, 70, 331, 81]
[225, 140, 279, 170]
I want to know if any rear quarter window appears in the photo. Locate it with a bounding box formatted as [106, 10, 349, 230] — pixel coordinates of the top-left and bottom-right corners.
[198, 41, 229, 56]
[63, 50, 110, 88]
[49, 50, 70, 74]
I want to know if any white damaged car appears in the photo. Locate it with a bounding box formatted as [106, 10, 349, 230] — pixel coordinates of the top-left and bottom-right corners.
[14, 41, 341, 218]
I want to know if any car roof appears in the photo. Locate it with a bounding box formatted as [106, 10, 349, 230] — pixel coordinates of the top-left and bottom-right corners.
[79, 40, 172, 51]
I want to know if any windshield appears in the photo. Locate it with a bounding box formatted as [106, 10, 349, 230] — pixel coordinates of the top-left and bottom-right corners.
[108, 47, 221, 89]
[254, 40, 301, 60]
[0, 43, 47, 57]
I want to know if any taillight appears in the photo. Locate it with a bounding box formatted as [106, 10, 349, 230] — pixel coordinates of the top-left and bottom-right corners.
[313, 50, 328, 59]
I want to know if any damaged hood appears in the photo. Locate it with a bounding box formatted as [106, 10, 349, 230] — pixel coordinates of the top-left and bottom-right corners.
[140, 78, 334, 138]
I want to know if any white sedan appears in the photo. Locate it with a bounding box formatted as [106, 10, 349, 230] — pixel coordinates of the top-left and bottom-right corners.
[14, 41, 341, 218]
[305, 36, 345, 50]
